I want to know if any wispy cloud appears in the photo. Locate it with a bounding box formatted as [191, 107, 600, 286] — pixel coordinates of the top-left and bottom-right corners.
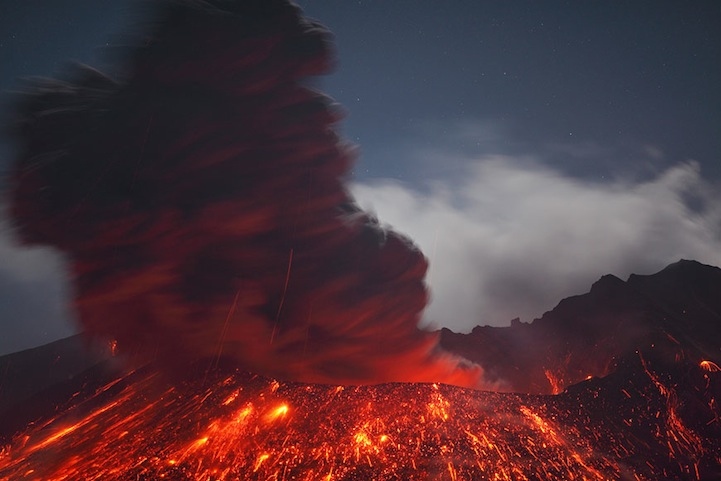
[353, 157, 721, 332]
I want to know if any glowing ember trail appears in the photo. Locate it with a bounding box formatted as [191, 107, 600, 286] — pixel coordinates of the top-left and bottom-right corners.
[701, 360, 721, 372]
[1, 357, 720, 480]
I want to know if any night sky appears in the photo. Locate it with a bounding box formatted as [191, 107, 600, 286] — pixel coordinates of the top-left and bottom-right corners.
[1, 0, 720, 355]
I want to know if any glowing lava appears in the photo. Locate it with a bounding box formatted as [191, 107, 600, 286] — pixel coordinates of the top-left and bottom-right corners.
[1, 357, 720, 480]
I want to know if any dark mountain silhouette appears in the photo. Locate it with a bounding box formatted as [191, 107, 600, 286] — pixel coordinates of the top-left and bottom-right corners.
[440, 259, 721, 394]
[0, 336, 116, 443]
[0, 335, 111, 413]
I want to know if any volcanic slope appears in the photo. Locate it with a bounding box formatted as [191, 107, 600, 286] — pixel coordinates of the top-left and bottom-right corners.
[0, 354, 720, 481]
[440, 259, 721, 394]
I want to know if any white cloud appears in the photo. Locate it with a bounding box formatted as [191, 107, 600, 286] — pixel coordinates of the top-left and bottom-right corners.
[0, 214, 75, 354]
[352, 157, 721, 332]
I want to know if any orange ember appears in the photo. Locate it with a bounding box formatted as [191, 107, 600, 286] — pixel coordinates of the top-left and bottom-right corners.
[701, 360, 721, 372]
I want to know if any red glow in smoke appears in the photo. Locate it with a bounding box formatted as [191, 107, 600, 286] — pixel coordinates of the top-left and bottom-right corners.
[9, 0, 480, 388]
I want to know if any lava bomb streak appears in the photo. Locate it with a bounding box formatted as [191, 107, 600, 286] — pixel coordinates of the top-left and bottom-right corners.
[8, 0, 479, 386]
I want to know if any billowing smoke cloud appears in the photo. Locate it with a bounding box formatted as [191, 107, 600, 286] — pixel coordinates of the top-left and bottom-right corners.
[7, 0, 479, 387]
[353, 157, 721, 331]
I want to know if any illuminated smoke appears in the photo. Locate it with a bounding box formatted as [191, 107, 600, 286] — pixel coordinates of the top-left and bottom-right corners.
[8, 0, 479, 386]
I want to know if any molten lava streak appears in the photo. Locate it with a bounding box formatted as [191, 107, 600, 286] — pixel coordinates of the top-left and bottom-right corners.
[2, 358, 720, 480]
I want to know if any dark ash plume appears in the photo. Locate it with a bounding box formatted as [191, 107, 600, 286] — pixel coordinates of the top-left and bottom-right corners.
[8, 0, 480, 387]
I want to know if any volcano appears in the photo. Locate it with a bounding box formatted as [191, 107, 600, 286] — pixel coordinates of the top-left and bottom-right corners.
[2, 260, 721, 480]
[2, 0, 721, 479]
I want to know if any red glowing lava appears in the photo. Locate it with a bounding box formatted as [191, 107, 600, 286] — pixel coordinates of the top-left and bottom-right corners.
[1, 355, 720, 480]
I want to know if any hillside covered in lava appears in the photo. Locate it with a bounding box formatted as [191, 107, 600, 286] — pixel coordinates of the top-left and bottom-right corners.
[0, 342, 720, 480]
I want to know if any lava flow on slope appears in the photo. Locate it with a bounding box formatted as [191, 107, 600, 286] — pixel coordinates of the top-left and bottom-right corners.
[2, 352, 721, 481]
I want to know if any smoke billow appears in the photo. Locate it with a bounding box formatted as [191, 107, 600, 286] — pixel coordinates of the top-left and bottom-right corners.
[8, 0, 479, 387]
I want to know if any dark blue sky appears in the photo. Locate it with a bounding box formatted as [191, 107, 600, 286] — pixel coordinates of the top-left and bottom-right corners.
[303, 0, 721, 183]
[1, 0, 720, 354]
[2, 1, 720, 182]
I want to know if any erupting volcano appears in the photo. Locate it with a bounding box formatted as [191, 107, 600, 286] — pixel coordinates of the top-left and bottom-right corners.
[2, 1, 721, 480]
[1, 340, 720, 480]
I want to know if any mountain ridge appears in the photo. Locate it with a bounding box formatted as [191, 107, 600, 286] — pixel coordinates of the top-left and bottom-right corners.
[440, 259, 721, 393]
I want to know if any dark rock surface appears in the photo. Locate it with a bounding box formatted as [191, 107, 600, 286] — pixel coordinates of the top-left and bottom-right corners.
[440, 260, 721, 393]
